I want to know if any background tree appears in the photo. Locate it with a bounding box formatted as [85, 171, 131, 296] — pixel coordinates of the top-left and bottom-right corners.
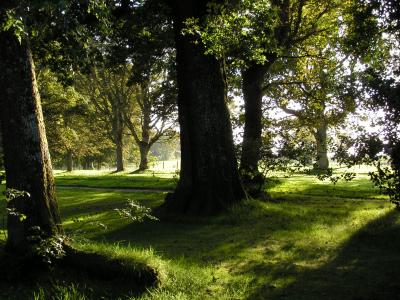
[124, 68, 177, 172]
[76, 66, 133, 172]
[240, 0, 344, 175]
[102, 0, 178, 172]
[39, 69, 115, 171]
[258, 116, 316, 174]
[265, 47, 357, 170]
[151, 135, 181, 161]
[186, 0, 347, 194]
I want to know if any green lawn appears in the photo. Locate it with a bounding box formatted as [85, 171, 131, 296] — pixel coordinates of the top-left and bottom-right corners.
[54, 170, 176, 190]
[54, 170, 383, 199]
[268, 173, 385, 199]
[1, 172, 399, 299]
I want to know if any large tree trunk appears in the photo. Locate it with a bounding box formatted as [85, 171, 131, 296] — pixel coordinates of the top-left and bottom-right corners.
[314, 123, 329, 171]
[161, 1, 245, 215]
[240, 60, 275, 172]
[114, 121, 125, 172]
[138, 100, 151, 172]
[0, 18, 62, 252]
[116, 139, 124, 172]
[66, 150, 73, 172]
[240, 60, 276, 198]
[240, 0, 288, 196]
[139, 143, 150, 171]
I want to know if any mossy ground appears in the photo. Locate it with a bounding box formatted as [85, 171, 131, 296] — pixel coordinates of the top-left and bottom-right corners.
[0, 170, 399, 299]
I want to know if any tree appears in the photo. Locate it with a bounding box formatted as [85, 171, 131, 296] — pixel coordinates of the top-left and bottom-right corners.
[124, 72, 177, 172]
[0, 2, 62, 252]
[239, 0, 290, 177]
[100, 1, 178, 172]
[241, 0, 344, 176]
[266, 49, 357, 170]
[345, 0, 400, 206]
[184, 0, 344, 194]
[160, 0, 245, 215]
[39, 69, 115, 171]
[76, 67, 131, 172]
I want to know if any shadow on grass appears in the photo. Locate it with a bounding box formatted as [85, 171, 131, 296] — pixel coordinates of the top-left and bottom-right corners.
[2, 186, 395, 299]
[264, 177, 284, 191]
[0, 251, 158, 300]
[245, 209, 400, 300]
[81, 196, 394, 299]
[96, 198, 383, 263]
[58, 190, 164, 226]
[109, 170, 121, 174]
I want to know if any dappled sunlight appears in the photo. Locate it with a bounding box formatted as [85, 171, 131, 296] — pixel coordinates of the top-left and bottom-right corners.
[268, 174, 384, 200]
[52, 183, 398, 299]
[188, 200, 394, 298]
[55, 171, 175, 190]
[1, 174, 397, 299]
[85, 192, 393, 297]
[246, 209, 400, 299]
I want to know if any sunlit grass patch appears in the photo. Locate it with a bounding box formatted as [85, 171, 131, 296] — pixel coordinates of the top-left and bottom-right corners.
[268, 173, 386, 199]
[55, 170, 176, 190]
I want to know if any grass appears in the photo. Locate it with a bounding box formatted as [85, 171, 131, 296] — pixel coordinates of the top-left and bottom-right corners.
[1, 171, 399, 299]
[54, 170, 176, 190]
[54, 169, 383, 199]
[267, 173, 385, 200]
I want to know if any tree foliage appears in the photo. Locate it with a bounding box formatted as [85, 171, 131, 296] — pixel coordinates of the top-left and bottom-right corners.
[39, 69, 114, 169]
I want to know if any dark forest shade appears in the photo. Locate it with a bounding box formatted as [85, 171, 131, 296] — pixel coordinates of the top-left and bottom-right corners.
[0, 7, 62, 252]
[161, 0, 245, 215]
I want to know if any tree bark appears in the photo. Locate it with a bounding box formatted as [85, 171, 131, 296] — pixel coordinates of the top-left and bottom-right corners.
[138, 96, 151, 171]
[66, 150, 73, 172]
[113, 119, 125, 172]
[116, 139, 124, 172]
[160, 1, 245, 215]
[240, 62, 274, 173]
[313, 123, 329, 170]
[138, 143, 150, 171]
[0, 17, 63, 252]
[240, 59, 277, 198]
